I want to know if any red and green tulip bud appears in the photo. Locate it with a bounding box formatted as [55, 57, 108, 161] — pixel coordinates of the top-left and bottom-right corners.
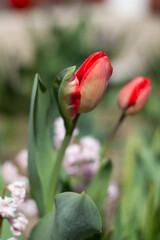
[76, 51, 113, 113]
[53, 52, 113, 131]
[117, 76, 151, 114]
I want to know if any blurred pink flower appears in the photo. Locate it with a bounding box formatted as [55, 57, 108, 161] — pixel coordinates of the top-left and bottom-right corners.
[53, 117, 78, 149]
[1, 162, 19, 184]
[15, 149, 28, 170]
[7, 181, 26, 203]
[107, 182, 119, 202]
[18, 199, 38, 217]
[1, 161, 29, 187]
[0, 197, 17, 218]
[10, 213, 28, 236]
[7, 238, 18, 240]
[63, 136, 100, 183]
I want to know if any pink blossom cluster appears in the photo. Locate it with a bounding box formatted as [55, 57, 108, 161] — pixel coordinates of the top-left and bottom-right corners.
[53, 117, 79, 150]
[1, 151, 38, 218]
[0, 181, 28, 237]
[53, 117, 100, 188]
[63, 137, 100, 180]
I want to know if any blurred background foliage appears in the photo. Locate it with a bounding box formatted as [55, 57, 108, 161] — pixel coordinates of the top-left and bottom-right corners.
[112, 128, 160, 240]
[0, 18, 160, 160]
[0, 20, 116, 158]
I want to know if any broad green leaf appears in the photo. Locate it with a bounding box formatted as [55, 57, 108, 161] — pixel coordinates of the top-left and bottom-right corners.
[30, 192, 102, 240]
[53, 66, 76, 132]
[28, 74, 56, 216]
[86, 159, 112, 213]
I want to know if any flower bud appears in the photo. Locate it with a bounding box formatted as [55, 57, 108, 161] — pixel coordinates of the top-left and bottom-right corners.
[76, 51, 113, 113]
[117, 76, 151, 114]
[53, 52, 113, 131]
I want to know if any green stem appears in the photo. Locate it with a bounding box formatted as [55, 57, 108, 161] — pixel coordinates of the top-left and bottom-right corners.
[0, 187, 7, 237]
[47, 115, 79, 212]
[0, 216, 3, 238]
[100, 112, 126, 161]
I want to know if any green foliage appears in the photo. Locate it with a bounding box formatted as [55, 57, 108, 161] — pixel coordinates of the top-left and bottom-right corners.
[0, 22, 90, 115]
[30, 192, 102, 240]
[113, 130, 160, 240]
[87, 160, 112, 215]
[28, 74, 56, 216]
[34, 23, 90, 82]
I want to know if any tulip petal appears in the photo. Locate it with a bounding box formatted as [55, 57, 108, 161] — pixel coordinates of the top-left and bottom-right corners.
[78, 57, 109, 113]
[127, 78, 151, 108]
[118, 76, 151, 114]
[64, 75, 81, 119]
[76, 52, 108, 85]
[53, 66, 81, 130]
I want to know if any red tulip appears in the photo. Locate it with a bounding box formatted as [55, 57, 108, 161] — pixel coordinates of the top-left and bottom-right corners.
[117, 76, 151, 114]
[75, 52, 113, 114]
[55, 52, 113, 125]
[9, 0, 31, 8]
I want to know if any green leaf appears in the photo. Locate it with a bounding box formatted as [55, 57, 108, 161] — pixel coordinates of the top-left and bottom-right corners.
[30, 192, 102, 240]
[28, 74, 56, 216]
[151, 128, 160, 156]
[53, 66, 76, 132]
[86, 159, 112, 213]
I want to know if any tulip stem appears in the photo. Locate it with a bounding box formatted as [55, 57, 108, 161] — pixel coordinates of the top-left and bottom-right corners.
[47, 114, 79, 212]
[0, 216, 3, 239]
[100, 112, 126, 161]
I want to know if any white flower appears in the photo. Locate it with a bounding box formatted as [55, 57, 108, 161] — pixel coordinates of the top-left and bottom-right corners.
[15, 149, 28, 170]
[1, 161, 19, 184]
[10, 213, 28, 236]
[7, 238, 18, 240]
[107, 182, 119, 202]
[18, 199, 38, 217]
[7, 181, 26, 203]
[0, 197, 17, 218]
[53, 117, 78, 149]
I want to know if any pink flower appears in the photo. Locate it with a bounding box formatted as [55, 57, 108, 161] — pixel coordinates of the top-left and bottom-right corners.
[7, 238, 18, 240]
[118, 76, 151, 114]
[0, 197, 17, 218]
[1, 161, 19, 184]
[15, 149, 28, 170]
[107, 182, 119, 202]
[10, 213, 28, 236]
[18, 199, 38, 217]
[63, 136, 100, 181]
[53, 117, 79, 149]
[7, 181, 26, 203]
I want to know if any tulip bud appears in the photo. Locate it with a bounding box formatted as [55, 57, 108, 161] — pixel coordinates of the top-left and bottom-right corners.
[117, 76, 151, 114]
[76, 51, 113, 113]
[53, 52, 113, 131]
